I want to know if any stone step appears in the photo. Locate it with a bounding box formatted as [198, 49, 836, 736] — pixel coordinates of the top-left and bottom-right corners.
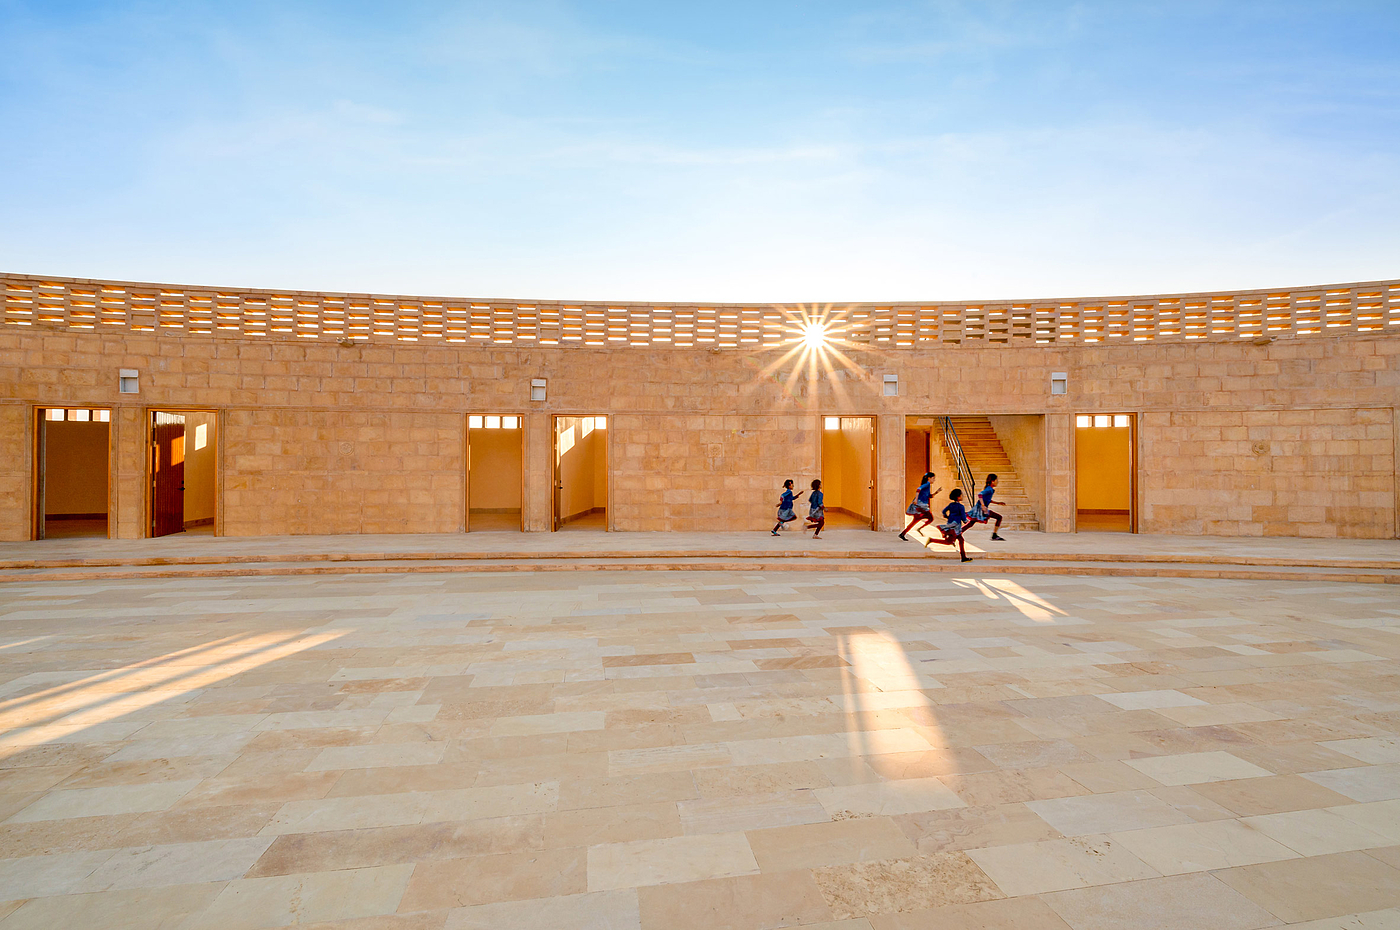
[2, 555, 1392, 585]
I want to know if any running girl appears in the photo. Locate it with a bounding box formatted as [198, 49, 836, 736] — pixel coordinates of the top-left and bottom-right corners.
[899, 472, 940, 540]
[772, 479, 803, 535]
[968, 473, 1006, 541]
[804, 479, 825, 538]
[925, 489, 973, 562]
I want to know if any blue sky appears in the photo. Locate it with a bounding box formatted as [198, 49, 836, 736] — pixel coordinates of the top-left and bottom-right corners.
[1, 1, 1397, 301]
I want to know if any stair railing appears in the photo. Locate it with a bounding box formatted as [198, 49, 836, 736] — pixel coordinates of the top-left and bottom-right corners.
[940, 417, 977, 496]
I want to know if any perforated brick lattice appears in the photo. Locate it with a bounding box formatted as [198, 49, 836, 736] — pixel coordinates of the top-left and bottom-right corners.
[3, 272, 1397, 348]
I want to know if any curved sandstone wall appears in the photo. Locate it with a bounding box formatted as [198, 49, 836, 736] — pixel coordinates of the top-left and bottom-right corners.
[2, 273, 1396, 539]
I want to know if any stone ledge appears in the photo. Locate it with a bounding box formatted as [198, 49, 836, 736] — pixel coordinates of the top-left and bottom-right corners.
[2, 557, 1395, 586]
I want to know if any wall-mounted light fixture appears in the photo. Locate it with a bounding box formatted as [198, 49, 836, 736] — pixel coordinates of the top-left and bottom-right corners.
[530, 378, 546, 402]
[1050, 372, 1068, 395]
[882, 374, 898, 396]
[118, 369, 139, 394]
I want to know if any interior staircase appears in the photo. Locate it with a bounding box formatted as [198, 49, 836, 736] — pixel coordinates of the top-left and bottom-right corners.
[945, 416, 1041, 532]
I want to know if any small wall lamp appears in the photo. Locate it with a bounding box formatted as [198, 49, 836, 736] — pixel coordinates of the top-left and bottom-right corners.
[882, 374, 898, 397]
[1050, 372, 1068, 395]
[119, 369, 139, 394]
[530, 379, 546, 402]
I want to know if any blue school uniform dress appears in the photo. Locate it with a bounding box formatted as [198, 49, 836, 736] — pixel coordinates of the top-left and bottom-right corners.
[970, 485, 994, 522]
[907, 480, 933, 515]
[777, 488, 797, 523]
[940, 500, 967, 536]
[807, 489, 825, 522]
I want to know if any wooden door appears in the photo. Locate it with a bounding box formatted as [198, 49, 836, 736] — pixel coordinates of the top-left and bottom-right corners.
[903, 429, 927, 513]
[152, 419, 185, 537]
[1128, 414, 1138, 534]
[868, 419, 878, 530]
[552, 419, 562, 531]
[35, 415, 47, 539]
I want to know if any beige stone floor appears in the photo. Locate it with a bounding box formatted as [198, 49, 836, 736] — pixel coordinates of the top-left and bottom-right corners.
[559, 512, 609, 531]
[37, 519, 108, 540]
[1074, 513, 1132, 534]
[1, 569, 1399, 929]
[464, 513, 522, 532]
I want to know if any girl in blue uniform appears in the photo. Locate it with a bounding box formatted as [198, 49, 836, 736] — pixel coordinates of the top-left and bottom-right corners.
[899, 472, 939, 540]
[771, 479, 803, 535]
[803, 479, 825, 538]
[967, 473, 1006, 541]
[925, 489, 973, 562]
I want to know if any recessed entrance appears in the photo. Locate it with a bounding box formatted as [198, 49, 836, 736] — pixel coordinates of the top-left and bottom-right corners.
[554, 415, 608, 530]
[467, 414, 524, 531]
[1075, 413, 1135, 532]
[909, 415, 1045, 533]
[35, 407, 111, 539]
[820, 416, 877, 529]
[149, 410, 218, 538]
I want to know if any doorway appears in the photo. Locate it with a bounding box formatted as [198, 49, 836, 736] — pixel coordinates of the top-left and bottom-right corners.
[149, 410, 218, 538]
[819, 416, 877, 529]
[554, 415, 608, 530]
[34, 407, 111, 539]
[1075, 413, 1135, 532]
[467, 414, 524, 531]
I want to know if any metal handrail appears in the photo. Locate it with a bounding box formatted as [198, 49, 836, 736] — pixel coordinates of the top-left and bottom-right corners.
[941, 416, 977, 496]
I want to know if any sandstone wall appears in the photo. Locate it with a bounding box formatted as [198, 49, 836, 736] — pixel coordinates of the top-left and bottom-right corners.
[610, 413, 817, 532]
[1139, 407, 1395, 537]
[221, 409, 465, 536]
[1, 324, 1395, 539]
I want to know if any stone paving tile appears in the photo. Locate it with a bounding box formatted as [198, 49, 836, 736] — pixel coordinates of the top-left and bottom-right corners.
[747, 817, 919, 871]
[1125, 751, 1276, 786]
[447, 888, 639, 929]
[870, 895, 1074, 929]
[965, 835, 1159, 896]
[1214, 851, 1400, 923]
[1190, 774, 1357, 816]
[635, 870, 832, 929]
[0, 883, 225, 930]
[400, 847, 586, 909]
[1302, 763, 1400, 802]
[586, 832, 759, 891]
[1, 569, 1398, 928]
[812, 852, 1002, 919]
[1108, 819, 1299, 874]
[1025, 789, 1195, 835]
[74, 836, 275, 891]
[1041, 872, 1280, 930]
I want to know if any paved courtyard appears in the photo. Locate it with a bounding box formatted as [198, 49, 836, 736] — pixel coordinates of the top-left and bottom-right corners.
[1, 569, 1398, 929]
